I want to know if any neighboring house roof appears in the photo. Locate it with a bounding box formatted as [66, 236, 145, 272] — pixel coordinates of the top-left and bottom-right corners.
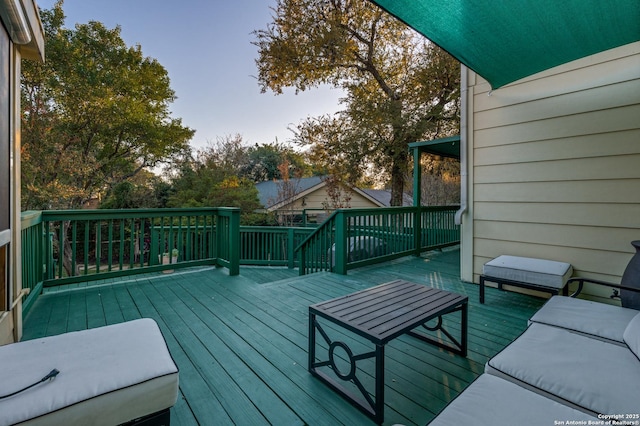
[360, 189, 413, 207]
[255, 176, 324, 209]
[255, 176, 412, 210]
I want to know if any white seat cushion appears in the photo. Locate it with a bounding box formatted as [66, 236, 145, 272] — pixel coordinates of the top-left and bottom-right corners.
[0, 318, 179, 426]
[486, 323, 640, 416]
[529, 296, 639, 344]
[483, 255, 573, 289]
[429, 374, 595, 425]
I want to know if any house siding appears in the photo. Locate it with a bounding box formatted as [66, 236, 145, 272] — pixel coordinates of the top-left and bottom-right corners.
[278, 186, 381, 212]
[464, 42, 640, 300]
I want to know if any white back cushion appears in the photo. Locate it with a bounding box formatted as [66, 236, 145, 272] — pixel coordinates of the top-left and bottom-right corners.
[623, 312, 640, 359]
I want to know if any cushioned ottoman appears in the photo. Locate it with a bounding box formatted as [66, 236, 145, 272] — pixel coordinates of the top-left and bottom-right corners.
[0, 318, 179, 426]
[480, 255, 573, 303]
[529, 295, 640, 344]
[428, 374, 595, 425]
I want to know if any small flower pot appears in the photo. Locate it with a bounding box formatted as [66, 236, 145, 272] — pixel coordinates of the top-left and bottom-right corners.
[159, 254, 178, 273]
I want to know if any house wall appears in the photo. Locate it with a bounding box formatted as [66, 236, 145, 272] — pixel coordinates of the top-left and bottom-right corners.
[0, 0, 44, 345]
[462, 42, 640, 300]
[278, 186, 381, 213]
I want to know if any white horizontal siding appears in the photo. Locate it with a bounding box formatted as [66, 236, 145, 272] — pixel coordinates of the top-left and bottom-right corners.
[277, 186, 380, 212]
[466, 42, 640, 298]
[475, 179, 640, 204]
[475, 153, 640, 183]
[474, 203, 640, 229]
[475, 129, 640, 165]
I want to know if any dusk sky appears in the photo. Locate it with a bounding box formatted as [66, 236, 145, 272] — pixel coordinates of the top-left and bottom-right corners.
[36, 0, 344, 150]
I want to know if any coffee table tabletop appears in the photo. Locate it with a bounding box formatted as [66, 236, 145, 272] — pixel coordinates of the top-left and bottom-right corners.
[310, 279, 468, 346]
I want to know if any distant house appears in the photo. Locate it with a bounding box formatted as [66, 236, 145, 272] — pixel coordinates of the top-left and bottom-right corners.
[255, 176, 412, 225]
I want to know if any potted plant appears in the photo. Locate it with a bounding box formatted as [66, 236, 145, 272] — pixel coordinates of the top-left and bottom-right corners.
[159, 248, 179, 273]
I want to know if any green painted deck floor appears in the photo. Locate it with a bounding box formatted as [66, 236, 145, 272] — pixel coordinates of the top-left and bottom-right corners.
[22, 248, 545, 426]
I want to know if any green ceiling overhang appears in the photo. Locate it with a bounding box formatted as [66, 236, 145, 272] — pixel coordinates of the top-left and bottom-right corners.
[409, 136, 460, 160]
[368, 0, 640, 89]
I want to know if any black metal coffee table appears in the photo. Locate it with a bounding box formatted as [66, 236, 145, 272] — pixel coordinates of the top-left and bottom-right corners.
[308, 279, 468, 424]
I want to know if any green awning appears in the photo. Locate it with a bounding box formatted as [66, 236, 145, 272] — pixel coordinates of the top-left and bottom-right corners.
[409, 136, 460, 160]
[368, 0, 640, 89]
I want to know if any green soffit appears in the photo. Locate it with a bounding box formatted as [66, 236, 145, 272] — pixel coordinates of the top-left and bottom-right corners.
[369, 0, 640, 89]
[409, 136, 460, 160]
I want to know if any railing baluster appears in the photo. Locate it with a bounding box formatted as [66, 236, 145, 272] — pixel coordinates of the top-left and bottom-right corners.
[129, 219, 135, 270]
[83, 220, 90, 277]
[71, 221, 77, 277]
[107, 220, 113, 272]
[119, 219, 125, 270]
[186, 215, 191, 261]
[96, 220, 101, 274]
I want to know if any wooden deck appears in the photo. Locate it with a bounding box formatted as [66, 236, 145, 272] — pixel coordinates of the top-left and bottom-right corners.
[22, 247, 545, 425]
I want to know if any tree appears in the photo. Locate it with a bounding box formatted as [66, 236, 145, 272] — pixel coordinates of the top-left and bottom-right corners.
[21, 2, 193, 210]
[243, 142, 312, 182]
[271, 159, 303, 226]
[167, 138, 265, 225]
[410, 155, 461, 206]
[254, 0, 459, 205]
[321, 175, 352, 210]
[99, 172, 171, 209]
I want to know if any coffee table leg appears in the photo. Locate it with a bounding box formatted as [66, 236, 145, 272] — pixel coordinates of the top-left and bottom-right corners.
[374, 343, 385, 424]
[461, 301, 468, 357]
[308, 312, 385, 423]
[308, 311, 316, 372]
[407, 302, 468, 357]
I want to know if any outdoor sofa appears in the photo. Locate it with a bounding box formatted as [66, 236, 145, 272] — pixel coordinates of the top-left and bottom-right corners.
[430, 284, 640, 425]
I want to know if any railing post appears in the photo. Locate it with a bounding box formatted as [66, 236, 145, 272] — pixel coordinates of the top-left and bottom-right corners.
[287, 228, 295, 269]
[227, 208, 240, 276]
[299, 247, 307, 275]
[334, 212, 347, 275]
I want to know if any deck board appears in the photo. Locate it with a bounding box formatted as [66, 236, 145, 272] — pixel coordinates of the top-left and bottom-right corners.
[22, 247, 545, 425]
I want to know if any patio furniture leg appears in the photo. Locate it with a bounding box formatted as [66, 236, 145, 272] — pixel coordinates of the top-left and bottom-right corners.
[461, 301, 468, 357]
[308, 312, 384, 423]
[308, 311, 316, 373]
[374, 343, 385, 424]
[407, 301, 468, 356]
[480, 275, 486, 304]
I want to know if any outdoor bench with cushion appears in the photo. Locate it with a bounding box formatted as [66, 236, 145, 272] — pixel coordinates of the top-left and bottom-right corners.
[0, 318, 179, 426]
[430, 254, 640, 425]
[480, 255, 573, 303]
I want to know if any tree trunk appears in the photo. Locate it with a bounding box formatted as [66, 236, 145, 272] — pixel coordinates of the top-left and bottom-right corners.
[389, 151, 407, 206]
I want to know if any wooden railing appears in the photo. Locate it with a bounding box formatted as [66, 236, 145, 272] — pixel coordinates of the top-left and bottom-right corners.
[20, 211, 48, 314]
[19, 206, 458, 315]
[240, 226, 313, 267]
[21, 208, 241, 288]
[297, 206, 460, 275]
